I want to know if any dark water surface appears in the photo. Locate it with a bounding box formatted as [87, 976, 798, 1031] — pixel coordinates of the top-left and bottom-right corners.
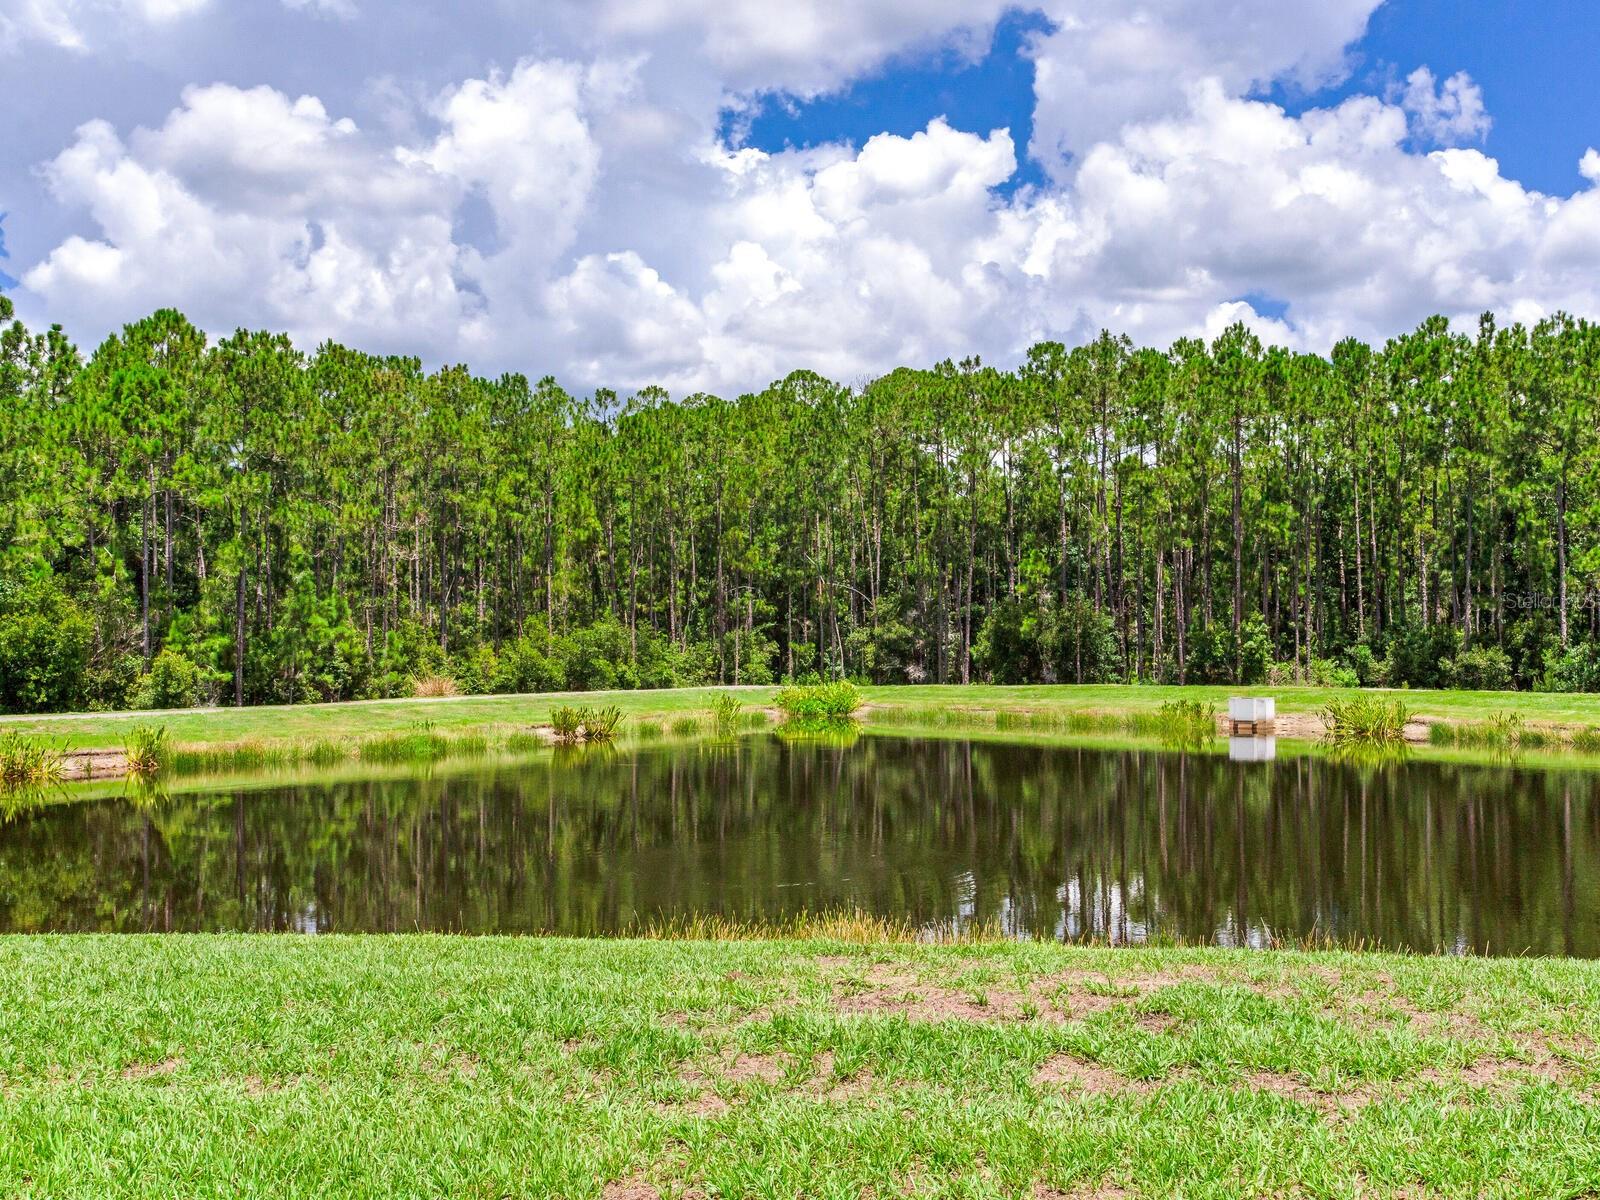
[3, 735, 1599, 954]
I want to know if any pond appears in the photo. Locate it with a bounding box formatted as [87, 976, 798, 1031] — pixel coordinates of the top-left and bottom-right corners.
[3, 734, 1599, 955]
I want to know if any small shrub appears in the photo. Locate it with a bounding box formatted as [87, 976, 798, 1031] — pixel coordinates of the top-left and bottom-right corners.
[411, 674, 460, 699]
[124, 725, 172, 777]
[138, 648, 206, 710]
[1443, 645, 1514, 692]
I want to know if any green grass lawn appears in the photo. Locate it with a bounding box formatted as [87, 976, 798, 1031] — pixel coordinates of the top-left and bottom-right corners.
[2, 682, 1599, 754]
[0, 935, 1596, 1198]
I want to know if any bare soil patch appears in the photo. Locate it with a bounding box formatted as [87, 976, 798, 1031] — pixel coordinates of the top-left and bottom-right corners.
[119, 1056, 182, 1081]
[1032, 1054, 1169, 1095]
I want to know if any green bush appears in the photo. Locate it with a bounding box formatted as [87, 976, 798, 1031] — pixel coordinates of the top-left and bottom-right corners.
[1381, 623, 1461, 690]
[1543, 642, 1600, 694]
[0, 577, 92, 714]
[492, 632, 567, 694]
[1443, 645, 1513, 691]
[137, 648, 205, 710]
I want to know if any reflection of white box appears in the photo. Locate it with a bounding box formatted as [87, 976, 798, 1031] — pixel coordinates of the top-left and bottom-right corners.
[1229, 736, 1277, 762]
[1228, 697, 1275, 722]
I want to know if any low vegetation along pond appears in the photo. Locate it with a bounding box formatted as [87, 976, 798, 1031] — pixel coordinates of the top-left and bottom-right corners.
[3, 733, 1598, 955]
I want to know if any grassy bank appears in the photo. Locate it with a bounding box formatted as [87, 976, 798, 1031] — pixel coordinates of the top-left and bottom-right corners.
[4, 682, 1600, 757]
[0, 934, 1596, 1198]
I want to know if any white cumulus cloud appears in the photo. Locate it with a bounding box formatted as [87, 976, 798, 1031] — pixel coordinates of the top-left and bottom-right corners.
[12, 0, 1600, 394]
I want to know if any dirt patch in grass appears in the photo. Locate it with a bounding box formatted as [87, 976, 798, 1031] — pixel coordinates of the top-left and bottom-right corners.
[1034, 1184, 1130, 1200]
[1241, 1069, 1378, 1116]
[829, 962, 1215, 1025]
[806, 1050, 874, 1101]
[602, 1177, 663, 1200]
[119, 1056, 182, 1081]
[719, 1051, 789, 1085]
[1033, 1054, 1172, 1095]
[664, 1049, 793, 1115]
[1415, 1053, 1581, 1093]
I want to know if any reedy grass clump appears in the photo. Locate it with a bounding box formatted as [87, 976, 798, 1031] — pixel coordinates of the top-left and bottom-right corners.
[551, 704, 622, 744]
[410, 674, 459, 698]
[359, 722, 487, 764]
[0, 732, 65, 789]
[1320, 696, 1412, 747]
[579, 705, 623, 743]
[124, 725, 172, 778]
[774, 681, 863, 722]
[1153, 699, 1218, 746]
[712, 692, 744, 736]
[550, 706, 583, 743]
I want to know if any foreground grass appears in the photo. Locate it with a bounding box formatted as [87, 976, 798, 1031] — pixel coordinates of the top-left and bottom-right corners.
[4, 683, 1600, 756]
[1, 936, 1597, 1198]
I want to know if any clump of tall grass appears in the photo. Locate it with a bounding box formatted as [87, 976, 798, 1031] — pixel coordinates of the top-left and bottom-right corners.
[171, 739, 301, 774]
[634, 719, 664, 741]
[124, 725, 172, 778]
[1321, 697, 1412, 747]
[1432, 711, 1524, 749]
[0, 732, 65, 789]
[774, 681, 863, 722]
[1153, 700, 1217, 747]
[669, 716, 703, 738]
[505, 731, 545, 753]
[549, 704, 623, 745]
[358, 722, 471, 764]
[1429, 711, 1577, 755]
[712, 693, 744, 736]
[410, 674, 459, 698]
[579, 705, 622, 743]
[551, 706, 583, 743]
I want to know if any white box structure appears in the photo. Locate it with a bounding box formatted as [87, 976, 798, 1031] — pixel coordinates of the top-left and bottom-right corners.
[1228, 697, 1275, 723]
[1229, 736, 1277, 762]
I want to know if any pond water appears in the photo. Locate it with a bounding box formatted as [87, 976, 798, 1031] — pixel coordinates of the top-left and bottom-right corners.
[3, 734, 1599, 955]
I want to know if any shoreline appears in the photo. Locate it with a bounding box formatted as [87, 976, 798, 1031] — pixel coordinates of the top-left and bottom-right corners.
[5, 682, 1598, 782]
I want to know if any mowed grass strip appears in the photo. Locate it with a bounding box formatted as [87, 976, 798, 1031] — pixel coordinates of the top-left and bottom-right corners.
[6, 683, 1600, 754]
[1, 936, 1597, 1198]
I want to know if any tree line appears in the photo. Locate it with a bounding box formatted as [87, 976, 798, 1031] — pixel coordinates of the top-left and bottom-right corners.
[1, 294, 1597, 713]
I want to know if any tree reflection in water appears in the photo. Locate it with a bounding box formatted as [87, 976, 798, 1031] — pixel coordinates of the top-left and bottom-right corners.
[1, 736, 1597, 955]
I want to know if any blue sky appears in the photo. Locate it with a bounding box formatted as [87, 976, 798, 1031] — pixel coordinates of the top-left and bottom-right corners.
[3, 0, 1599, 393]
[737, 2, 1600, 197]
